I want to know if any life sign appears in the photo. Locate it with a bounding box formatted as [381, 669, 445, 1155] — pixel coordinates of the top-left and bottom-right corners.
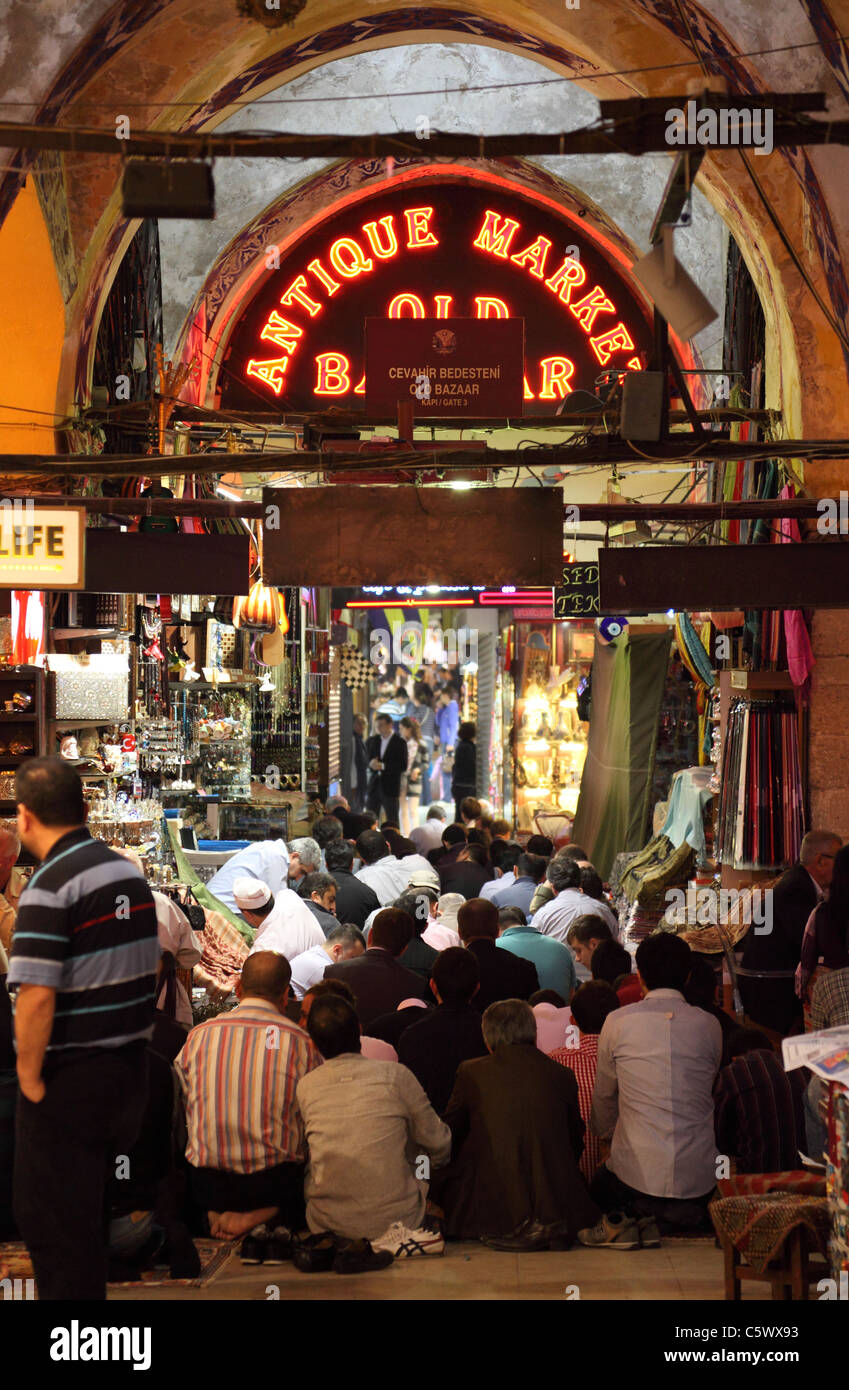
[554, 561, 600, 618]
[365, 318, 524, 417]
[0, 504, 85, 589]
[219, 177, 655, 417]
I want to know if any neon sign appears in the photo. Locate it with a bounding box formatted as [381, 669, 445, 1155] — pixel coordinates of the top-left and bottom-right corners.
[221, 181, 654, 417]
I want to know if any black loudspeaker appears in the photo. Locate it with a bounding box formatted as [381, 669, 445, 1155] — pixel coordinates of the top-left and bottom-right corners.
[121, 160, 215, 219]
[620, 372, 666, 442]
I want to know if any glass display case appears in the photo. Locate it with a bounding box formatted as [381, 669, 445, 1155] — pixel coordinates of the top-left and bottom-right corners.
[511, 620, 593, 836]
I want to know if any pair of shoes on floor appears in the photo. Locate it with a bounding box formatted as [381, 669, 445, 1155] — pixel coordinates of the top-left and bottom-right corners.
[293, 1232, 394, 1275]
[239, 1224, 294, 1265]
[371, 1221, 445, 1259]
[577, 1211, 662, 1250]
[481, 1217, 575, 1252]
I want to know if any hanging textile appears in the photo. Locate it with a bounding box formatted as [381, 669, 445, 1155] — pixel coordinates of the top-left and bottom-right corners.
[716, 696, 803, 869]
[673, 612, 714, 689]
[11, 591, 45, 666]
[776, 481, 815, 698]
[572, 630, 671, 880]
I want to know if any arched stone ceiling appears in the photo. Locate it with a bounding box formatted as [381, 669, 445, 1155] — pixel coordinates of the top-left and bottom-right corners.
[157, 45, 726, 362]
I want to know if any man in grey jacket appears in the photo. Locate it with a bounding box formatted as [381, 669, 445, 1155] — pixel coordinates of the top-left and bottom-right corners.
[296, 994, 451, 1256]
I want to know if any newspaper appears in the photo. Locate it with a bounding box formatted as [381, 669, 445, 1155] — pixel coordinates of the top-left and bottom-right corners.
[782, 1025, 849, 1088]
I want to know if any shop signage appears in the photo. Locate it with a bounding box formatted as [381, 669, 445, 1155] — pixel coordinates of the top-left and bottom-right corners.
[263, 487, 563, 586]
[598, 543, 849, 613]
[554, 560, 600, 618]
[365, 318, 524, 417]
[219, 178, 655, 417]
[0, 504, 85, 589]
[82, 532, 251, 595]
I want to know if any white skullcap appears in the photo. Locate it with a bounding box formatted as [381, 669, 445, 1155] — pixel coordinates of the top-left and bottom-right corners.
[233, 876, 272, 910]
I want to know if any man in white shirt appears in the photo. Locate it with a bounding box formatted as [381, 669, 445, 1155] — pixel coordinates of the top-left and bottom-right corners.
[409, 807, 447, 856]
[532, 858, 616, 945]
[478, 844, 522, 903]
[354, 828, 438, 907]
[207, 837, 290, 915]
[236, 878, 325, 961]
[581, 932, 722, 1249]
[288, 923, 366, 999]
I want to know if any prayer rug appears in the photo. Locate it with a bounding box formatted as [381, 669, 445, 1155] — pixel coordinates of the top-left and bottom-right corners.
[0, 1238, 235, 1293]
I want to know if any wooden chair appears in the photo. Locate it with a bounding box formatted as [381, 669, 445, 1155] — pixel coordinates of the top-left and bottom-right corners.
[721, 1224, 829, 1300]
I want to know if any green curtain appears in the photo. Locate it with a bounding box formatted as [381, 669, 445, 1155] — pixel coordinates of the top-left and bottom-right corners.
[167, 820, 255, 942]
[572, 630, 671, 879]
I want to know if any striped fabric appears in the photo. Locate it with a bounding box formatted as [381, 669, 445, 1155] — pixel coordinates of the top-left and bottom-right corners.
[550, 1034, 601, 1183]
[811, 966, 849, 1032]
[174, 999, 322, 1174]
[7, 828, 159, 1051]
[713, 1049, 806, 1175]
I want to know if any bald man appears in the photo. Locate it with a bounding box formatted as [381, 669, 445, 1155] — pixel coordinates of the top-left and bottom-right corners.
[174, 951, 321, 1254]
[0, 828, 20, 959]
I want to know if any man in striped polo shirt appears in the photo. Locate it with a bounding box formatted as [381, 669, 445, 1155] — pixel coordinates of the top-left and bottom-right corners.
[175, 951, 321, 1256]
[7, 757, 159, 1301]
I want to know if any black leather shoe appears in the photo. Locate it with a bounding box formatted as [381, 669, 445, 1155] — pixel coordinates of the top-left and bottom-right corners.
[481, 1218, 575, 1252]
[332, 1238, 394, 1274]
[264, 1226, 295, 1265]
[239, 1232, 267, 1264]
[293, 1233, 337, 1273]
[481, 1220, 551, 1252]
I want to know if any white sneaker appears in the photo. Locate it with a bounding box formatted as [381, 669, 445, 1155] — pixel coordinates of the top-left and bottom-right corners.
[371, 1221, 445, 1258]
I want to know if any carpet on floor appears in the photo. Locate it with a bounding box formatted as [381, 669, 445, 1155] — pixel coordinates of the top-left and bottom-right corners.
[0, 1238, 234, 1292]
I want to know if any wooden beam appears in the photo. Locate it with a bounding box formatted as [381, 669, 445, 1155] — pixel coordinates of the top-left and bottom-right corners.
[95, 404, 777, 428]
[12, 494, 831, 525]
[0, 103, 841, 160]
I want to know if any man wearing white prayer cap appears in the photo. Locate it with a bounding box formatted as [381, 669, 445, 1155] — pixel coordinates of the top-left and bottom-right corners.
[236, 876, 326, 962]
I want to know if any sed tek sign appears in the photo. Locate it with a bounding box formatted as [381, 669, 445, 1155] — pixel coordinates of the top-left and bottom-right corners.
[554, 560, 600, 618]
[365, 318, 524, 417]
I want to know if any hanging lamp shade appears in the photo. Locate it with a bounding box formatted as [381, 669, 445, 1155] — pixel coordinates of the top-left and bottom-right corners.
[234, 581, 281, 632]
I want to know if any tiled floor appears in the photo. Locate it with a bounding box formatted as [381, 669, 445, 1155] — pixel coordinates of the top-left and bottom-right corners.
[107, 1239, 759, 1301]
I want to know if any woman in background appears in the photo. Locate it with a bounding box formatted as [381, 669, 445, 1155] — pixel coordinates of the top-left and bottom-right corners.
[399, 716, 427, 837]
[452, 721, 477, 827]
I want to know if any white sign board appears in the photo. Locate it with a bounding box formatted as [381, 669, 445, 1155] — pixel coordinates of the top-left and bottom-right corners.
[0, 504, 85, 589]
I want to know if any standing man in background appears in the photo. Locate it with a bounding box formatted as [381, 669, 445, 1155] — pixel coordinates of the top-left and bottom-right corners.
[346, 714, 369, 813]
[366, 714, 407, 826]
[435, 684, 460, 802]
